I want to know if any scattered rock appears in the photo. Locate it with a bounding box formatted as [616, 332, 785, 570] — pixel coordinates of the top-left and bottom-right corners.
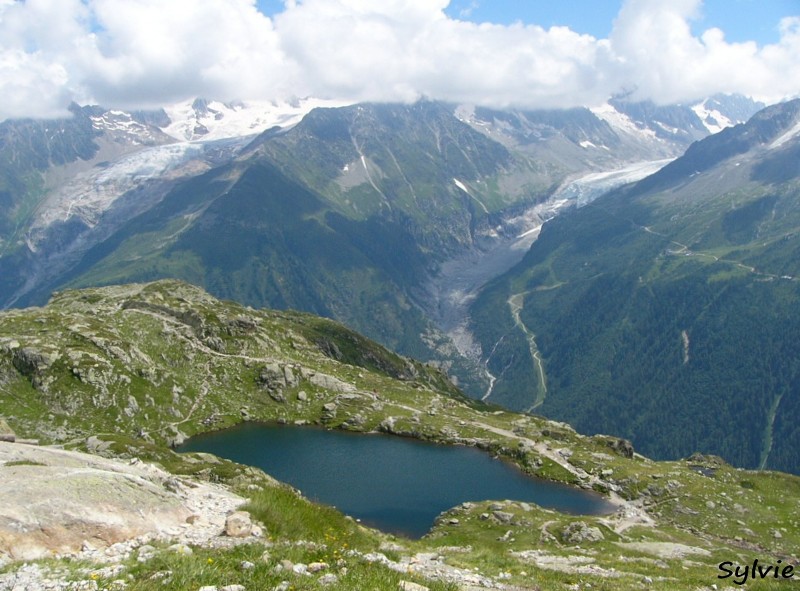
[137, 545, 157, 563]
[399, 582, 429, 591]
[292, 563, 308, 575]
[318, 573, 338, 585]
[168, 543, 193, 556]
[224, 511, 253, 538]
[493, 511, 514, 524]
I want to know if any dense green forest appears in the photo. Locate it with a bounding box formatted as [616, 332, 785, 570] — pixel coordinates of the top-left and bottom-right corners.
[470, 112, 800, 472]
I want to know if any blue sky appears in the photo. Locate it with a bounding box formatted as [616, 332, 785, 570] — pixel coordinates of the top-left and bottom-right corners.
[257, 0, 799, 45]
[444, 0, 798, 45]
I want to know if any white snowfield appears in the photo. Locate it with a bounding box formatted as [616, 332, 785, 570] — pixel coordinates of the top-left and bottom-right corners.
[162, 97, 352, 142]
[590, 102, 658, 141]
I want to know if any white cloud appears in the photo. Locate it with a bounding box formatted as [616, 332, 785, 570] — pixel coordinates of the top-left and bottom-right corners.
[609, 0, 800, 105]
[0, 0, 797, 121]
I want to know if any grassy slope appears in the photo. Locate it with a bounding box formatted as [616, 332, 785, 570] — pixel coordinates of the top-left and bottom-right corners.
[0, 280, 798, 590]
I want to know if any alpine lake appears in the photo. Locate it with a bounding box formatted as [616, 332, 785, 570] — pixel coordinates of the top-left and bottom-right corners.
[179, 423, 615, 538]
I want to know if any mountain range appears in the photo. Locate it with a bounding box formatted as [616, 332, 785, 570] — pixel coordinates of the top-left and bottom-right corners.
[469, 98, 800, 472]
[3, 92, 793, 473]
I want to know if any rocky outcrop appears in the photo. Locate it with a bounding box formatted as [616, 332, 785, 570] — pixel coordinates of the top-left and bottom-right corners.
[256, 363, 300, 401]
[561, 521, 605, 544]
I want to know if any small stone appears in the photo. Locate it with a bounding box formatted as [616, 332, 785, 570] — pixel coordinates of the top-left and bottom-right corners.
[225, 511, 253, 537]
[197, 586, 218, 591]
[221, 586, 246, 591]
[279, 559, 294, 571]
[261, 550, 272, 563]
[308, 562, 328, 573]
[168, 544, 193, 556]
[137, 545, 157, 563]
[273, 583, 290, 591]
[297, 391, 308, 402]
[448, 518, 460, 525]
[292, 563, 308, 575]
[240, 561, 255, 570]
[318, 574, 338, 586]
[493, 511, 514, 524]
[399, 582, 429, 591]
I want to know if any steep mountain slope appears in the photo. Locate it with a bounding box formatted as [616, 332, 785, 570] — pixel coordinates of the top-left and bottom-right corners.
[469, 99, 800, 473]
[0, 280, 798, 591]
[0, 96, 763, 396]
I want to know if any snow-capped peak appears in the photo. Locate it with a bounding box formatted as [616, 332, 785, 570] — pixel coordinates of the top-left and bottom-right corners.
[161, 97, 353, 142]
[691, 101, 734, 134]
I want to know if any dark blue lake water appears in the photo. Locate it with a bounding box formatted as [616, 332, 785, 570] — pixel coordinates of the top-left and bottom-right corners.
[179, 423, 614, 538]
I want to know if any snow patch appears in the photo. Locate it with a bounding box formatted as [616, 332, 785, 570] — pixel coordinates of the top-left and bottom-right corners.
[590, 103, 657, 141]
[162, 97, 352, 142]
[769, 117, 800, 150]
[453, 178, 470, 193]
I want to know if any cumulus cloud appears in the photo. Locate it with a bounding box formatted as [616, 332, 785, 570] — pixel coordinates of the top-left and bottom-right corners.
[0, 0, 797, 120]
[609, 0, 800, 105]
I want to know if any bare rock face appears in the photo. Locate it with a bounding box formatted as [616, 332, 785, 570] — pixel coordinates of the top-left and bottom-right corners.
[0, 442, 245, 561]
